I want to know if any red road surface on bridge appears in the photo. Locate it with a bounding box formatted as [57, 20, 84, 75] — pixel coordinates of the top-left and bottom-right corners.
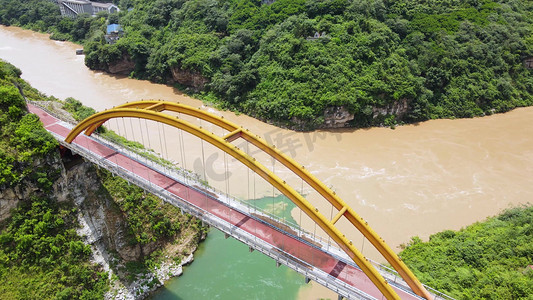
[28, 103, 421, 300]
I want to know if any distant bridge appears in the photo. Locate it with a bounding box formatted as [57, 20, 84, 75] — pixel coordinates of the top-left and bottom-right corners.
[28, 100, 453, 300]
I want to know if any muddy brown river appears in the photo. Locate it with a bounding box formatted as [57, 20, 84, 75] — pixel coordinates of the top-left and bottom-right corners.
[1, 26, 532, 299]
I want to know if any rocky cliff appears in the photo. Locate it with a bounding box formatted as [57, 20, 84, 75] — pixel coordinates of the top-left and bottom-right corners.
[322, 106, 355, 128]
[106, 54, 136, 75]
[0, 149, 205, 299]
[170, 66, 209, 91]
[525, 57, 533, 69]
[372, 98, 410, 120]
[0, 154, 61, 222]
[56, 157, 145, 262]
[0, 58, 206, 298]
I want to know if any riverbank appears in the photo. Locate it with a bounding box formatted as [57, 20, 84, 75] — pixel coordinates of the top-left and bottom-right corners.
[4, 0, 533, 130]
[59, 0, 533, 130]
[80, 217, 195, 300]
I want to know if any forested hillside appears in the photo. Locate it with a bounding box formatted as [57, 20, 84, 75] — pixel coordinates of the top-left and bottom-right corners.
[0, 59, 206, 298]
[400, 205, 533, 300]
[0, 60, 109, 299]
[1, 0, 533, 129]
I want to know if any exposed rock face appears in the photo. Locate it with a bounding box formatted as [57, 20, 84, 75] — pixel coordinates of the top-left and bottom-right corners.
[60, 159, 157, 262]
[0, 156, 60, 222]
[0, 188, 22, 222]
[107, 54, 135, 75]
[170, 66, 209, 91]
[57, 155, 203, 299]
[0, 151, 154, 262]
[372, 98, 410, 119]
[322, 106, 355, 128]
[525, 57, 533, 69]
[2, 148, 202, 299]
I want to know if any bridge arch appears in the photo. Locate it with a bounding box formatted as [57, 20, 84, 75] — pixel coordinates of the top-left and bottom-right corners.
[65, 101, 431, 300]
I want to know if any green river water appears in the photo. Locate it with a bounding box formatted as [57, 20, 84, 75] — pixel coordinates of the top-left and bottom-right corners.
[151, 195, 307, 300]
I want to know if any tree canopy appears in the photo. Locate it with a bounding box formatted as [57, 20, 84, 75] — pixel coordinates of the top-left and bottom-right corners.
[400, 205, 533, 299]
[1, 0, 533, 129]
[0, 59, 58, 187]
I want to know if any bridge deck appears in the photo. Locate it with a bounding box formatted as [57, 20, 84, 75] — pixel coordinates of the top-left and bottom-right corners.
[29, 103, 423, 300]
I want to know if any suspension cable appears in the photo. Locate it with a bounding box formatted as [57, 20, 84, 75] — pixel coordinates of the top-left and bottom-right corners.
[271, 153, 275, 219]
[224, 152, 230, 202]
[137, 118, 152, 186]
[120, 117, 132, 172]
[128, 118, 136, 173]
[121, 117, 127, 140]
[246, 142, 251, 214]
[300, 178, 304, 237]
[157, 121, 165, 174]
[161, 122, 170, 172]
[113, 117, 121, 171]
[200, 138, 208, 211]
[144, 119, 153, 167]
[178, 125, 190, 201]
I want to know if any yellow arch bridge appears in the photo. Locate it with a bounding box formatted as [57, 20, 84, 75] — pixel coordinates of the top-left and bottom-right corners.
[58, 100, 434, 299]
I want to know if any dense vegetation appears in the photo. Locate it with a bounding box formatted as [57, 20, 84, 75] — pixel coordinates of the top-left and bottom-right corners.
[0, 197, 109, 299]
[400, 205, 533, 299]
[0, 60, 58, 188]
[0, 59, 108, 298]
[0, 58, 206, 297]
[1, 0, 533, 128]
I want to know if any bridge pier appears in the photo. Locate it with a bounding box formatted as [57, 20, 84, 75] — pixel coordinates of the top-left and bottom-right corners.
[305, 277, 311, 284]
[224, 233, 230, 239]
[276, 261, 281, 268]
[337, 295, 344, 300]
[249, 246, 254, 253]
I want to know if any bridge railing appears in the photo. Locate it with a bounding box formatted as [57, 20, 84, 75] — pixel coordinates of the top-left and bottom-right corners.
[86, 130, 433, 300]
[28, 100, 77, 126]
[27, 101, 390, 270]
[53, 130, 378, 300]
[93, 128, 456, 300]
[31, 100, 454, 300]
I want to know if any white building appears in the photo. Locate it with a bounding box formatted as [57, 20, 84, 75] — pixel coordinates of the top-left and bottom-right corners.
[57, 0, 119, 17]
[91, 2, 119, 14]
